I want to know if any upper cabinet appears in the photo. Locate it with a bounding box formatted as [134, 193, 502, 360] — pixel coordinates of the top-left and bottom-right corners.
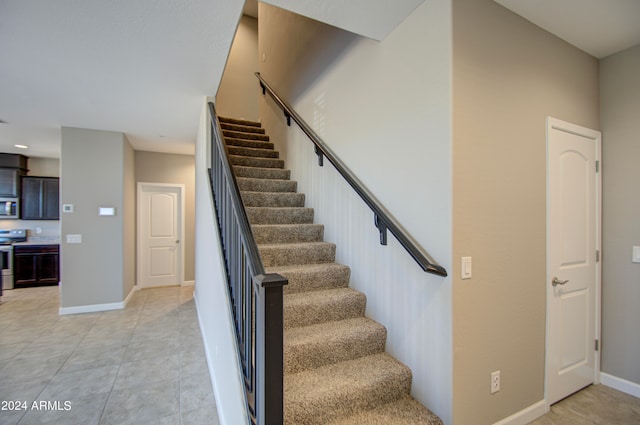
[0, 154, 28, 197]
[21, 177, 60, 220]
[0, 169, 24, 197]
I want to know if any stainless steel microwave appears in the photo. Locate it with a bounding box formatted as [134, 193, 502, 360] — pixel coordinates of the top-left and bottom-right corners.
[0, 198, 19, 219]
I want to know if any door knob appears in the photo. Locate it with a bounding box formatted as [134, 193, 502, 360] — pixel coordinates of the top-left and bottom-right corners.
[552, 277, 569, 287]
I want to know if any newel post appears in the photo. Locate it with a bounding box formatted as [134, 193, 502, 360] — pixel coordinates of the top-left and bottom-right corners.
[254, 273, 288, 425]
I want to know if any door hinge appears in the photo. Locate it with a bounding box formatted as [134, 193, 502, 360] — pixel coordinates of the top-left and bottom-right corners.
[596, 250, 600, 262]
[595, 339, 599, 351]
[596, 160, 600, 173]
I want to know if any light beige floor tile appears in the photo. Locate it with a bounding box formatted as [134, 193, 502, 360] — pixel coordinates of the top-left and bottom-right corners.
[0, 286, 220, 425]
[100, 379, 180, 425]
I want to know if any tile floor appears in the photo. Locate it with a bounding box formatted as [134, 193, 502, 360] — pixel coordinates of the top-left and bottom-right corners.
[528, 384, 640, 424]
[0, 285, 220, 425]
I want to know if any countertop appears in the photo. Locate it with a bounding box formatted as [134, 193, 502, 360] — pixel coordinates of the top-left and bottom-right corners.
[13, 237, 60, 246]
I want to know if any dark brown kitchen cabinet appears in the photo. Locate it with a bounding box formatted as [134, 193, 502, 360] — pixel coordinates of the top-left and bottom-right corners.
[21, 177, 60, 220]
[0, 169, 24, 197]
[0, 154, 28, 197]
[14, 245, 60, 286]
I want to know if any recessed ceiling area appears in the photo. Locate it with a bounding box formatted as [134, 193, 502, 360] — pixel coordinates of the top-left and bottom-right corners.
[495, 0, 640, 59]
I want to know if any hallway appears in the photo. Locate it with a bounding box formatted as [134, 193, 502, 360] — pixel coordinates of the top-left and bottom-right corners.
[0, 285, 219, 425]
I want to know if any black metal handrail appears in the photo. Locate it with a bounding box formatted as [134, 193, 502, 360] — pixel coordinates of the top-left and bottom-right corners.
[208, 102, 287, 425]
[255, 73, 447, 277]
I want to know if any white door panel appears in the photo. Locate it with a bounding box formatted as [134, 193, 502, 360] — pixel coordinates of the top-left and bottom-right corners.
[546, 117, 601, 405]
[138, 183, 184, 288]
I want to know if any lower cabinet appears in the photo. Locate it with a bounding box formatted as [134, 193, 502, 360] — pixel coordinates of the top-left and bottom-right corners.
[14, 245, 60, 286]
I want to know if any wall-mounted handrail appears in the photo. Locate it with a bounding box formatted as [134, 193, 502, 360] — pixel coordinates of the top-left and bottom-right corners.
[208, 101, 287, 425]
[255, 72, 447, 277]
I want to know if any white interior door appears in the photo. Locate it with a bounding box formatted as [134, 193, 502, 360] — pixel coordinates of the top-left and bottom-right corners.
[138, 183, 184, 288]
[546, 117, 601, 405]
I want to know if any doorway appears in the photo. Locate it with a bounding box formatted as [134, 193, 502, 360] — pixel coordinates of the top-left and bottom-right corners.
[546, 117, 601, 405]
[137, 183, 185, 288]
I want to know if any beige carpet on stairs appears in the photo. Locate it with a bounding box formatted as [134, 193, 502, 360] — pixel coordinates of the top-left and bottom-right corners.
[219, 116, 443, 425]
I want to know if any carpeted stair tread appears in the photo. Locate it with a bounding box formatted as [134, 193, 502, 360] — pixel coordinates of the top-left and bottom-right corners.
[325, 395, 444, 425]
[284, 352, 412, 425]
[253, 224, 324, 244]
[266, 263, 351, 294]
[220, 122, 266, 134]
[227, 145, 279, 158]
[223, 130, 270, 141]
[225, 137, 275, 150]
[219, 116, 262, 127]
[247, 207, 314, 224]
[284, 287, 365, 328]
[285, 317, 387, 374]
[238, 177, 297, 193]
[230, 155, 285, 169]
[241, 191, 305, 208]
[233, 165, 291, 180]
[259, 241, 336, 267]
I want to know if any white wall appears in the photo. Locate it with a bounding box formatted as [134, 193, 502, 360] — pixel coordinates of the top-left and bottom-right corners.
[600, 43, 640, 391]
[259, 1, 453, 422]
[216, 15, 259, 121]
[194, 99, 250, 425]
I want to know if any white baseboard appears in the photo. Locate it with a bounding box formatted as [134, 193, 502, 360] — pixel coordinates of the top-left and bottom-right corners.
[59, 286, 136, 315]
[600, 372, 640, 398]
[182, 280, 195, 287]
[493, 400, 548, 425]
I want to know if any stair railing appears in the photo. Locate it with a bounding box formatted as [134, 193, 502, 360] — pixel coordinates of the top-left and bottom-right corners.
[255, 73, 447, 277]
[208, 102, 288, 425]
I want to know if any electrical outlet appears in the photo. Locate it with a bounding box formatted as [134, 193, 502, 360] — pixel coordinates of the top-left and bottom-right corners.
[491, 370, 501, 394]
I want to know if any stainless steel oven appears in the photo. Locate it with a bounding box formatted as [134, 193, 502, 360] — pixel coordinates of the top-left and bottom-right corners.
[0, 229, 26, 290]
[0, 244, 13, 290]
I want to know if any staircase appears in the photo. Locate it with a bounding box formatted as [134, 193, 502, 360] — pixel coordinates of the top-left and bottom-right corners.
[219, 116, 443, 425]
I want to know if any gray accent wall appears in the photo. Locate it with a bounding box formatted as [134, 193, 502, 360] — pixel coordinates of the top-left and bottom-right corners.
[60, 127, 132, 308]
[600, 44, 640, 386]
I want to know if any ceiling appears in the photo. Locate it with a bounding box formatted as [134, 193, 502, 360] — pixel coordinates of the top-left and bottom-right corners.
[0, 0, 242, 158]
[1, 0, 638, 160]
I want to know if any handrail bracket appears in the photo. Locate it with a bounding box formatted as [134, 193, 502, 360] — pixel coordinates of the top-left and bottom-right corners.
[374, 214, 388, 246]
[314, 146, 324, 166]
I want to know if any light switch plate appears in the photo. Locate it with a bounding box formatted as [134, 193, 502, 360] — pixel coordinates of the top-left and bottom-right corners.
[62, 204, 74, 213]
[461, 256, 472, 279]
[633, 246, 640, 263]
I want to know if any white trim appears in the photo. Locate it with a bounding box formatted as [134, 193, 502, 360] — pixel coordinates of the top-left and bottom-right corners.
[59, 285, 136, 315]
[492, 400, 548, 425]
[137, 182, 186, 289]
[182, 280, 195, 287]
[601, 372, 640, 398]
